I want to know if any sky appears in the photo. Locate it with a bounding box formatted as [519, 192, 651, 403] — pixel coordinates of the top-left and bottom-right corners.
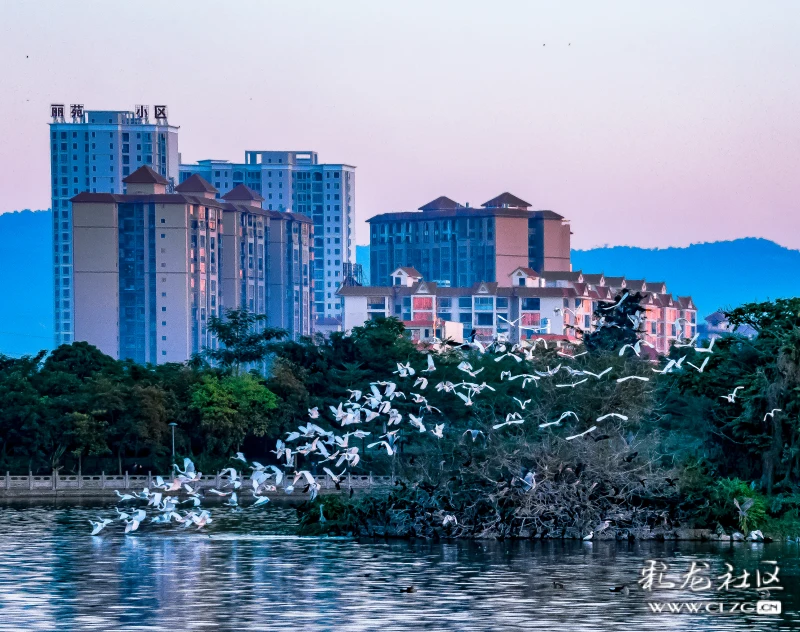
[0, 1, 799, 250]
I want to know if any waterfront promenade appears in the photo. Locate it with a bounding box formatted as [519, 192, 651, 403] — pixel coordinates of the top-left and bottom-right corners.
[0, 471, 393, 498]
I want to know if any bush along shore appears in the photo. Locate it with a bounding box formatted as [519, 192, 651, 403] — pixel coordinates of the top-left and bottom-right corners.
[2, 299, 800, 541]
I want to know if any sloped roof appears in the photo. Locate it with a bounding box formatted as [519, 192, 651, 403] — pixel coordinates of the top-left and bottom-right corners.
[222, 184, 264, 203]
[511, 267, 539, 277]
[175, 174, 218, 194]
[123, 165, 169, 185]
[418, 196, 462, 211]
[482, 192, 531, 209]
[394, 267, 423, 277]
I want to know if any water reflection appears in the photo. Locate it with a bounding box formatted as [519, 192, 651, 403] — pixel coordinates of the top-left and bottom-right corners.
[0, 500, 798, 631]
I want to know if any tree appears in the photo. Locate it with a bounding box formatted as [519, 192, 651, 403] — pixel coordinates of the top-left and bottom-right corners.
[189, 373, 278, 454]
[584, 291, 646, 352]
[206, 309, 287, 372]
[67, 411, 110, 473]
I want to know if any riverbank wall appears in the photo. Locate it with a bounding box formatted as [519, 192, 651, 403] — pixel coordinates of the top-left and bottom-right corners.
[0, 472, 393, 498]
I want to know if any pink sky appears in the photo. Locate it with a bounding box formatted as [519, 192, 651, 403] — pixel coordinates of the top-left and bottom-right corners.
[1, 1, 798, 249]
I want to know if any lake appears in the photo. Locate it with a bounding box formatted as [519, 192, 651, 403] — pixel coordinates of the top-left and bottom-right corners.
[0, 500, 798, 631]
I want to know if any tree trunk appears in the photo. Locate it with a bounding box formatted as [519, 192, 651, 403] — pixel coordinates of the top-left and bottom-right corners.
[762, 415, 783, 494]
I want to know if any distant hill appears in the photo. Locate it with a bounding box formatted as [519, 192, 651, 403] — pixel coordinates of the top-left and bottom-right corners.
[572, 238, 800, 317]
[357, 238, 800, 318]
[0, 210, 53, 357]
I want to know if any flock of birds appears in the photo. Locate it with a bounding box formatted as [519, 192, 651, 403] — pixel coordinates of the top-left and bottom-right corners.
[89, 293, 779, 536]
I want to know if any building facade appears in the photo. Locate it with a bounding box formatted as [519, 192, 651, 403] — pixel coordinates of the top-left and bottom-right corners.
[367, 192, 571, 288]
[339, 267, 697, 353]
[179, 151, 355, 323]
[71, 167, 311, 364]
[49, 104, 179, 347]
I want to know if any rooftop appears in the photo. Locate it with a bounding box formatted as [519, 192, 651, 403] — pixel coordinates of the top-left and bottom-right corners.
[122, 165, 169, 185]
[175, 174, 218, 194]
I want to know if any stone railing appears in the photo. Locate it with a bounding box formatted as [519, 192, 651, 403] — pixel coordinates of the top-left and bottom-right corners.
[0, 471, 394, 493]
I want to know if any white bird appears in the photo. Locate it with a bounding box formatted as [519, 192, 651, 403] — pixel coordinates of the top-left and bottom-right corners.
[493, 413, 524, 430]
[694, 337, 715, 353]
[114, 490, 135, 502]
[764, 409, 782, 421]
[674, 333, 700, 348]
[409, 414, 427, 433]
[619, 343, 640, 357]
[602, 291, 629, 311]
[252, 494, 271, 508]
[721, 386, 744, 403]
[616, 375, 650, 383]
[207, 488, 231, 497]
[368, 440, 394, 456]
[534, 364, 561, 377]
[348, 389, 363, 401]
[442, 514, 458, 527]
[308, 407, 320, 419]
[413, 376, 428, 390]
[225, 491, 239, 507]
[596, 413, 629, 422]
[455, 390, 474, 407]
[494, 352, 523, 363]
[234, 452, 247, 463]
[555, 378, 588, 388]
[583, 531, 594, 541]
[540, 411, 579, 428]
[565, 426, 598, 441]
[557, 350, 588, 359]
[394, 362, 416, 378]
[430, 424, 445, 439]
[457, 361, 484, 378]
[513, 397, 531, 410]
[583, 367, 613, 379]
[423, 354, 437, 373]
[686, 357, 709, 373]
[522, 471, 536, 490]
[89, 518, 112, 535]
[652, 359, 677, 374]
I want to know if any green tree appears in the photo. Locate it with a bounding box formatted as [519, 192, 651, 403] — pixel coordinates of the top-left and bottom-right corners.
[189, 373, 278, 454]
[206, 309, 287, 372]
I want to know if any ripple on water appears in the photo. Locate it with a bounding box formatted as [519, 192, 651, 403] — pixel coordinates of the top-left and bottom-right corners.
[0, 500, 799, 631]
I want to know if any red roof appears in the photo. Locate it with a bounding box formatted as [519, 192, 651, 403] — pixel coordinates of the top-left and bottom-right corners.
[175, 174, 217, 194]
[123, 165, 168, 185]
[222, 184, 264, 203]
[482, 192, 531, 209]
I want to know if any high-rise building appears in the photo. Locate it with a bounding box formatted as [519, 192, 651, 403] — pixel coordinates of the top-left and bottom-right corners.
[220, 185, 313, 338]
[49, 104, 179, 347]
[70, 167, 312, 364]
[179, 151, 355, 323]
[367, 192, 571, 287]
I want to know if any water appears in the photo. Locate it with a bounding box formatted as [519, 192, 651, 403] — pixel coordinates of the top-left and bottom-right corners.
[0, 500, 799, 631]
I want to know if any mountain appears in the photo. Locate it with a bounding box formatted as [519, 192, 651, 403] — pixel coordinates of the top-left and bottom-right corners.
[0, 210, 53, 357]
[571, 238, 800, 317]
[357, 237, 800, 318]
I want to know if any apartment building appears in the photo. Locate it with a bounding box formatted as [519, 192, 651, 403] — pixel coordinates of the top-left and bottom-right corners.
[49, 104, 179, 347]
[180, 151, 355, 322]
[339, 267, 696, 353]
[367, 192, 571, 287]
[220, 184, 313, 338]
[71, 166, 312, 364]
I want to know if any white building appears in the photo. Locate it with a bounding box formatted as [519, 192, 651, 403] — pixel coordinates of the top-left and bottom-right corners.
[180, 151, 355, 323]
[339, 266, 698, 351]
[49, 104, 179, 346]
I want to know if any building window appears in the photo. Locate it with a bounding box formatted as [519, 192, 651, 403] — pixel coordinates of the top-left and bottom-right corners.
[522, 298, 540, 311]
